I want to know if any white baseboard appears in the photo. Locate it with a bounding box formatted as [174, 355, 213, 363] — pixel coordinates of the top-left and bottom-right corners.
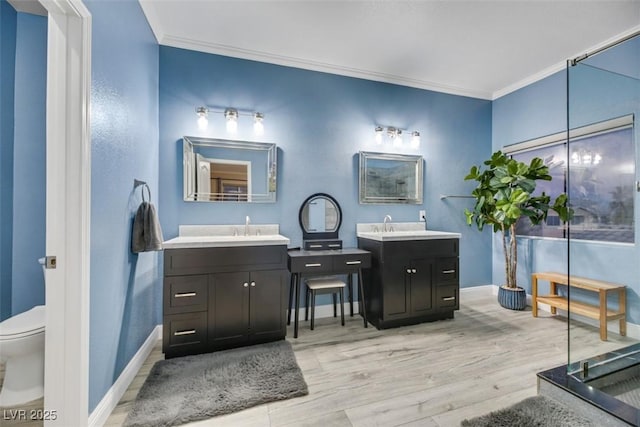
[487, 284, 640, 340]
[88, 325, 162, 427]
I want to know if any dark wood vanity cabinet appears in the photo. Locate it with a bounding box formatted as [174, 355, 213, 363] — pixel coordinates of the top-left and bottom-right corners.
[163, 245, 288, 358]
[357, 238, 459, 329]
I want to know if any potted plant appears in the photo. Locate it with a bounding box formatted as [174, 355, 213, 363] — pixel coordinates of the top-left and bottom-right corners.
[464, 151, 571, 310]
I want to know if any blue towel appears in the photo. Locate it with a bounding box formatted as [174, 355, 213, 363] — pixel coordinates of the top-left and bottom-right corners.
[131, 201, 164, 253]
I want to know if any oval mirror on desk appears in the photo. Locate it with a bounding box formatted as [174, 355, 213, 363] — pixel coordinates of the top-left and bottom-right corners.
[299, 193, 342, 249]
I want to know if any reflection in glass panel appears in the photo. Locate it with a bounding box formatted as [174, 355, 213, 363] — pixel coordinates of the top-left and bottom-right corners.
[511, 126, 634, 243]
[359, 151, 423, 204]
[183, 136, 277, 203]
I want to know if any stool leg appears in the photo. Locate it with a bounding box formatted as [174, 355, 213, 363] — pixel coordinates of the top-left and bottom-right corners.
[333, 293, 337, 317]
[339, 289, 345, 326]
[310, 290, 316, 330]
[305, 287, 310, 321]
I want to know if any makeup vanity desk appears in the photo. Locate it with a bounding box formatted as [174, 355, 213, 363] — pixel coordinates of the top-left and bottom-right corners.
[287, 248, 371, 338]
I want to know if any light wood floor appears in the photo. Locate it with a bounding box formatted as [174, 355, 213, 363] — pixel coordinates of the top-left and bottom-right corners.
[104, 287, 634, 427]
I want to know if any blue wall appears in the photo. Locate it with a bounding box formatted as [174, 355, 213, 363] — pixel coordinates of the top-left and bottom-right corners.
[159, 46, 493, 290]
[0, 0, 16, 321]
[492, 36, 640, 323]
[86, 0, 160, 413]
[12, 12, 47, 315]
[0, 5, 47, 320]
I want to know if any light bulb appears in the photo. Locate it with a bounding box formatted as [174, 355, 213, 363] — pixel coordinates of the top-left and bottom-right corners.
[375, 126, 383, 144]
[411, 131, 420, 148]
[196, 107, 208, 130]
[253, 112, 264, 136]
[225, 108, 238, 134]
[394, 129, 403, 146]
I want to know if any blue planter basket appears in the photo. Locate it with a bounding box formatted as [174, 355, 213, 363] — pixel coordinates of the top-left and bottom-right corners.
[497, 286, 527, 310]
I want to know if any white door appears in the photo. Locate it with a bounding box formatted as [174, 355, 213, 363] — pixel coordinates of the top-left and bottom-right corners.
[40, 0, 91, 425]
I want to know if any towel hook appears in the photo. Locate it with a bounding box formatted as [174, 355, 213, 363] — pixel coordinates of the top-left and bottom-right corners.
[133, 179, 151, 202]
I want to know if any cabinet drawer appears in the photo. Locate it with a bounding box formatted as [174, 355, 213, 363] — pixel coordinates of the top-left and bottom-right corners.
[288, 256, 334, 273]
[165, 245, 287, 275]
[164, 275, 208, 314]
[436, 285, 459, 309]
[435, 257, 459, 284]
[332, 253, 371, 272]
[163, 312, 208, 357]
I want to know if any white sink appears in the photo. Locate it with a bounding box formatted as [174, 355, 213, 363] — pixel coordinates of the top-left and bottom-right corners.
[356, 222, 460, 242]
[163, 224, 290, 249]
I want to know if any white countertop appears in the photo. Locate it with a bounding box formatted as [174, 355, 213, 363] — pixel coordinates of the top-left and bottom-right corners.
[356, 222, 461, 241]
[163, 224, 290, 249]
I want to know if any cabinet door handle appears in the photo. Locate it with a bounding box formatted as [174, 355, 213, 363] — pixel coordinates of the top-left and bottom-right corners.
[442, 270, 456, 274]
[412, 269, 417, 273]
[243, 282, 249, 287]
[442, 296, 456, 301]
[174, 292, 196, 298]
[345, 260, 361, 265]
[305, 263, 322, 267]
[406, 269, 412, 274]
[250, 281, 256, 287]
[174, 329, 196, 336]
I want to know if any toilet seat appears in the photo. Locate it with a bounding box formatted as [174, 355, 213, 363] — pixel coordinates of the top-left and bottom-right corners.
[0, 305, 45, 340]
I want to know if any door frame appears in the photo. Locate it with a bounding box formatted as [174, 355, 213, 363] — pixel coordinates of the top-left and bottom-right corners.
[40, 0, 91, 425]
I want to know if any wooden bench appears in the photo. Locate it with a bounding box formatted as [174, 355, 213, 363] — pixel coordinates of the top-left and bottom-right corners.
[531, 271, 626, 341]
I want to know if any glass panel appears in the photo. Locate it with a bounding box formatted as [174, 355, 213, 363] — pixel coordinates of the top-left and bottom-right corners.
[567, 34, 640, 380]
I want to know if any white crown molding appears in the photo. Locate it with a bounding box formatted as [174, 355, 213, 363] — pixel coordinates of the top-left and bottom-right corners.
[7, 0, 47, 16]
[493, 24, 640, 100]
[138, 0, 161, 44]
[159, 34, 494, 100]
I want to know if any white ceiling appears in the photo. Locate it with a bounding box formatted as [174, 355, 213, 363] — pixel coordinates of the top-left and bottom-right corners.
[141, 1, 640, 100]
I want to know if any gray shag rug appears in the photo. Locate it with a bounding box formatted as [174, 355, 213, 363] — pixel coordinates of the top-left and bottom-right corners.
[123, 340, 308, 427]
[461, 395, 595, 427]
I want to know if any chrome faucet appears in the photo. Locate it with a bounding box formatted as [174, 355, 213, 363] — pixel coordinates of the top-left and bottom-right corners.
[245, 215, 251, 236]
[383, 215, 393, 232]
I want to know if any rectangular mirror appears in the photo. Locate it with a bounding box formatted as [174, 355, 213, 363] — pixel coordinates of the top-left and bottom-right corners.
[183, 136, 277, 202]
[359, 151, 423, 204]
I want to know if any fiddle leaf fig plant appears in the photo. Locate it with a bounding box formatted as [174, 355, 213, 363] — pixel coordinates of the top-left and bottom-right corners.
[464, 151, 571, 289]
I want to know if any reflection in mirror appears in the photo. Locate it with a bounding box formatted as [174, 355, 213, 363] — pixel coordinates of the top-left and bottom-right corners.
[183, 136, 276, 202]
[359, 151, 423, 204]
[299, 193, 342, 240]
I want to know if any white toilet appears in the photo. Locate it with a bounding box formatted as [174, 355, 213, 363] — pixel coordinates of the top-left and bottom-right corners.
[0, 258, 46, 407]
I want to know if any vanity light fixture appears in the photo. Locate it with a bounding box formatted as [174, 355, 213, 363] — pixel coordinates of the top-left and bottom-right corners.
[195, 106, 265, 135]
[374, 125, 420, 148]
[571, 149, 602, 166]
[196, 107, 209, 130]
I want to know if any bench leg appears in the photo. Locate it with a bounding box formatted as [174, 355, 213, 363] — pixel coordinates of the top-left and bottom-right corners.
[619, 288, 627, 337]
[532, 274, 538, 317]
[550, 282, 557, 315]
[599, 290, 607, 341]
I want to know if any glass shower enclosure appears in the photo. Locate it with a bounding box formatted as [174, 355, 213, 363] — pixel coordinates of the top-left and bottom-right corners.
[566, 32, 640, 411]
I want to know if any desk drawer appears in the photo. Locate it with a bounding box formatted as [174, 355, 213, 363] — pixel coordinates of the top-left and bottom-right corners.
[289, 255, 334, 273]
[332, 253, 371, 272]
